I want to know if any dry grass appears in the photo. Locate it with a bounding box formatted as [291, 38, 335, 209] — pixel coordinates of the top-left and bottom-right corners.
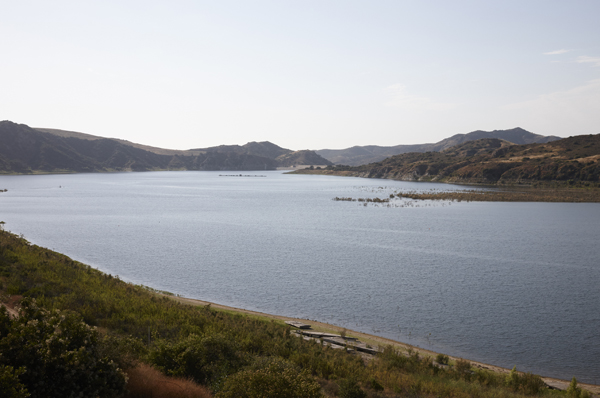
[125, 364, 212, 398]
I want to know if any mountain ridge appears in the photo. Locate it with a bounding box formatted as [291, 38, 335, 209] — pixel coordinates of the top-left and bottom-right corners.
[316, 127, 561, 166]
[296, 135, 600, 186]
[0, 121, 330, 174]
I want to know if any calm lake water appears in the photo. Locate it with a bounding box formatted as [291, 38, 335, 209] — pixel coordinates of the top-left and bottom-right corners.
[1, 171, 599, 383]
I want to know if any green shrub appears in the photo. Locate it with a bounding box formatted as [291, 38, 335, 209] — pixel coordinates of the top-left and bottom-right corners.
[368, 377, 384, 392]
[98, 334, 147, 370]
[505, 366, 546, 395]
[149, 333, 243, 388]
[216, 357, 323, 398]
[567, 377, 591, 398]
[436, 353, 449, 365]
[567, 377, 581, 398]
[506, 366, 520, 390]
[338, 378, 367, 398]
[0, 365, 29, 398]
[454, 359, 472, 380]
[0, 298, 126, 398]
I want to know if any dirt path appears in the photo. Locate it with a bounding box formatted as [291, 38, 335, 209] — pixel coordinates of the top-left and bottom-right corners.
[0, 303, 18, 318]
[172, 296, 600, 395]
[0, 295, 21, 318]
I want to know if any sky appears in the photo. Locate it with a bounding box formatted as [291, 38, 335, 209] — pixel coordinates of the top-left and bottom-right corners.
[2, 1, 600, 150]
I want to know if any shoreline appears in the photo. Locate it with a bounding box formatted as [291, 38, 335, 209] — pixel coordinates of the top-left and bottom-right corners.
[289, 170, 600, 202]
[170, 295, 600, 395]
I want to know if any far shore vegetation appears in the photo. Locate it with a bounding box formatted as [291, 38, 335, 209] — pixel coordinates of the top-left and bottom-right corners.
[330, 186, 600, 204]
[0, 227, 596, 398]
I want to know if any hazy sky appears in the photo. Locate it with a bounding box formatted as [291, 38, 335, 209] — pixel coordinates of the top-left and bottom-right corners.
[2, 1, 600, 150]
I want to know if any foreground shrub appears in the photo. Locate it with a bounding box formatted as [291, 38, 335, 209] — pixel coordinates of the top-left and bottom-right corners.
[454, 359, 472, 380]
[149, 333, 243, 388]
[567, 377, 591, 398]
[338, 378, 367, 398]
[0, 298, 127, 398]
[379, 346, 433, 374]
[216, 357, 323, 398]
[505, 366, 546, 395]
[98, 334, 147, 371]
[0, 365, 29, 398]
[436, 353, 449, 365]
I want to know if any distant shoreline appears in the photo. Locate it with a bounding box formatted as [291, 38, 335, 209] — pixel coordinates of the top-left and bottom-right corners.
[289, 170, 600, 202]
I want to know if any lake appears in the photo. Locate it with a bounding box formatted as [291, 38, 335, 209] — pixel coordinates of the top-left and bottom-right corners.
[1, 171, 599, 383]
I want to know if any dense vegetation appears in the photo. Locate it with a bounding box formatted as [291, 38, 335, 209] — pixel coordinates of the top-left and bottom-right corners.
[0, 228, 593, 397]
[0, 299, 127, 398]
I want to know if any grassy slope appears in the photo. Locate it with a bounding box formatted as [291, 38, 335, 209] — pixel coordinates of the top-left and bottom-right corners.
[0, 228, 588, 397]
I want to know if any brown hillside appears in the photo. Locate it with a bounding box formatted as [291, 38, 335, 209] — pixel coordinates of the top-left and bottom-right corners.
[300, 135, 600, 186]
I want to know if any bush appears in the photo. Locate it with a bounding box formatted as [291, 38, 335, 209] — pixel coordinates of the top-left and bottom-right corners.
[149, 333, 242, 388]
[567, 377, 581, 398]
[567, 377, 591, 398]
[454, 359, 472, 380]
[505, 366, 546, 395]
[98, 334, 147, 371]
[216, 357, 323, 398]
[368, 377, 384, 392]
[0, 298, 127, 398]
[436, 353, 449, 365]
[338, 378, 367, 398]
[0, 365, 29, 398]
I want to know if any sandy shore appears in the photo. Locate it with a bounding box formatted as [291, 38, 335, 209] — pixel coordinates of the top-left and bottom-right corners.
[171, 296, 599, 395]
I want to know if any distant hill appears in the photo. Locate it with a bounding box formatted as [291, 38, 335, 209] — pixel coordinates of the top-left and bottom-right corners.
[36, 127, 195, 156]
[276, 150, 332, 167]
[0, 121, 328, 174]
[298, 135, 600, 185]
[192, 141, 332, 166]
[0, 121, 169, 173]
[317, 128, 561, 166]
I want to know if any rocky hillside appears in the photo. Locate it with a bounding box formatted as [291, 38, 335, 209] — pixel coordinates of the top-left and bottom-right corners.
[301, 135, 600, 185]
[317, 127, 561, 166]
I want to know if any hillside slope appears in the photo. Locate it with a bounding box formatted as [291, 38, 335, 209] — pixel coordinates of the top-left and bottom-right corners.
[1, 121, 330, 173]
[317, 127, 561, 166]
[0, 121, 279, 173]
[193, 141, 332, 166]
[302, 135, 600, 186]
[36, 127, 195, 156]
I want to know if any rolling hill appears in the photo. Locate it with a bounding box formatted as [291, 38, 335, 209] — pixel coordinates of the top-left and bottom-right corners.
[0, 121, 330, 174]
[299, 135, 600, 186]
[316, 127, 561, 166]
